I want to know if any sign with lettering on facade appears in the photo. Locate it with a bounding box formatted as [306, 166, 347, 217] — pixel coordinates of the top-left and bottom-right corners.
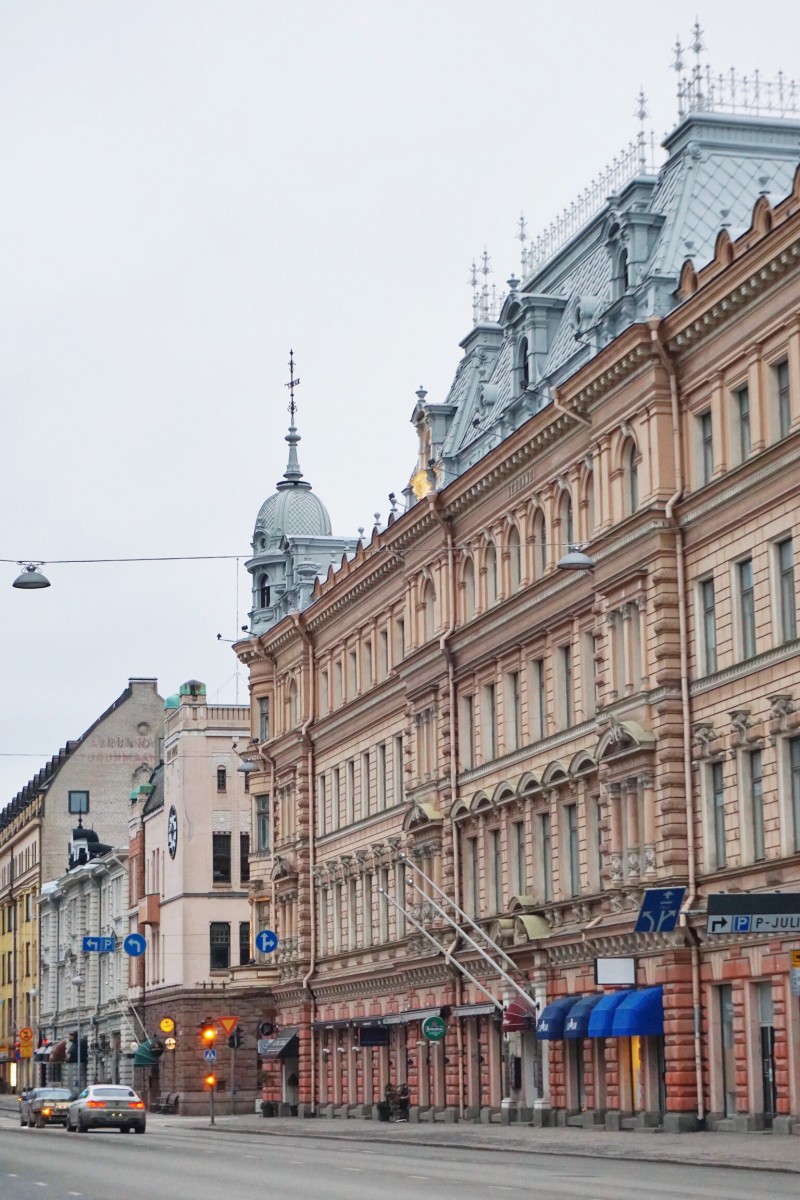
[634, 888, 686, 934]
[791, 949, 800, 969]
[707, 892, 800, 935]
[82, 935, 116, 953]
[791, 969, 800, 998]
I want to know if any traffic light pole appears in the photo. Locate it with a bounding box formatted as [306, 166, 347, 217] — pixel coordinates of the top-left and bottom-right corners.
[209, 1081, 216, 1126]
[230, 1046, 235, 1115]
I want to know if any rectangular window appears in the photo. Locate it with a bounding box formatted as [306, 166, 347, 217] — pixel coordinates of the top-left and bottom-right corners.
[363, 640, 373, 688]
[209, 922, 230, 970]
[212, 832, 232, 883]
[347, 650, 358, 697]
[734, 384, 751, 461]
[506, 670, 521, 752]
[748, 750, 765, 862]
[394, 616, 405, 664]
[239, 832, 250, 884]
[566, 803, 580, 896]
[583, 633, 597, 719]
[334, 661, 343, 706]
[464, 836, 480, 916]
[259, 697, 270, 741]
[738, 558, 757, 658]
[483, 683, 497, 760]
[395, 861, 406, 938]
[239, 920, 250, 966]
[378, 867, 389, 942]
[216, 766, 227, 792]
[775, 358, 791, 439]
[376, 743, 387, 810]
[68, 790, 89, 814]
[393, 735, 404, 805]
[531, 657, 546, 740]
[700, 577, 717, 674]
[348, 878, 358, 948]
[346, 759, 355, 824]
[512, 820, 526, 896]
[460, 693, 474, 770]
[317, 773, 326, 836]
[332, 883, 342, 953]
[558, 644, 573, 728]
[378, 629, 389, 679]
[540, 813, 552, 903]
[777, 538, 797, 643]
[332, 767, 341, 827]
[711, 761, 726, 869]
[699, 409, 713, 484]
[256, 796, 270, 852]
[363, 873, 373, 947]
[320, 670, 329, 716]
[490, 828, 502, 913]
[791, 737, 800, 853]
[361, 750, 371, 818]
[318, 889, 328, 957]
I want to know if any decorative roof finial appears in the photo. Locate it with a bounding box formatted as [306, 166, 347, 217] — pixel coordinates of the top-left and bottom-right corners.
[691, 19, 705, 107]
[468, 258, 480, 325]
[480, 247, 492, 321]
[280, 349, 304, 485]
[517, 214, 529, 276]
[635, 88, 649, 171]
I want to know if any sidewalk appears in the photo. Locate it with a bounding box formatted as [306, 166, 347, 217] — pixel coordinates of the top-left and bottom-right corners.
[174, 1110, 800, 1175]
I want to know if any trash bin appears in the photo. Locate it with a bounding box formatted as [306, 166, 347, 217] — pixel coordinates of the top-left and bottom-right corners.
[261, 1101, 278, 1118]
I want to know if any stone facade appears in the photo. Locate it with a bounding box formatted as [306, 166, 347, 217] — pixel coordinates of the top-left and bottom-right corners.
[0, 677, 163, 1092]
[127, 681, 272, 1114]
[235, 105, 800, 1131]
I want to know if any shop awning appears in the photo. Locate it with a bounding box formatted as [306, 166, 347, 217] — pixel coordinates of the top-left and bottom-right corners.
[34, 1044, 53, 1061]
[564, 993, 604, 1039]
[49, 1040, 68, 1063]
[261, 1028, 299, 1058]
[383, 1008, 441, 1025]
[502, 998, 537, 1033]
[587, 991, 634, 1038]
[536, 994, 582, 1040]
[455, 1003, 499, 1018]
[133, 1039, 162, 1068]
[611, 987, 664, 1038]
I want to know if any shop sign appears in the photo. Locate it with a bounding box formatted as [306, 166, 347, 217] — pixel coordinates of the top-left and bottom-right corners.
[790, 969, 800, 998]
[707, 892, 800, 935]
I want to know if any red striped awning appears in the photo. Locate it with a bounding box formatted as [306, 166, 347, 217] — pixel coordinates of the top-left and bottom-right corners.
[502, 998, 537, 1033]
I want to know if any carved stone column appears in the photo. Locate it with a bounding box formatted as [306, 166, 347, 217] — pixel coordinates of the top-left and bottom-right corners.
[625, 779, 640, 880]
[641, 773, 656, 876]
[608, 782, 623, 884]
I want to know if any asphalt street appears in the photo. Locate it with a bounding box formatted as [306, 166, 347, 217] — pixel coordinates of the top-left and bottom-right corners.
[2, 1110, 800, 1200]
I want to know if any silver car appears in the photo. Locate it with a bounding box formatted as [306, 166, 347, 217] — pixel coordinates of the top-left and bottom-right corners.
[20, 1087, 73, 1127]
[65, 1084, 147, 1134]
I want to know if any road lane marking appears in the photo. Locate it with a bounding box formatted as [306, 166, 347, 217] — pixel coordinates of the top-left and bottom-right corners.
[408, 1176, 429, 1181]
[343, 1168, 363, 1173]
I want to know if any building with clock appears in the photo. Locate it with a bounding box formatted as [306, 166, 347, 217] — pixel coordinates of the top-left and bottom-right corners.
[127, 680, 273, 1114]
[235, 49, 800, 1134]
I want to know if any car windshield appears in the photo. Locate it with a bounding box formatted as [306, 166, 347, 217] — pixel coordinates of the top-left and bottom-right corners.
[36, 1090, 71, 1100]
[91, 1087, 137, 1098]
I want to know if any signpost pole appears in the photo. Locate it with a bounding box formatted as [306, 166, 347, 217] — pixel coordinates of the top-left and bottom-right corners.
[230, 1046, 235, 1116]
[210, 1081, 215, 1126]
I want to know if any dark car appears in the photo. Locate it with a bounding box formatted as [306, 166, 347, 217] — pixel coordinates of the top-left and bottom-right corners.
[66, 1084, 146, 1134]
[26, 1087, 73, 1128]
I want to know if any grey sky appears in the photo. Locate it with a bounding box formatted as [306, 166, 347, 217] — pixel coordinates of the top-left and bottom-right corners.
[1, 1, 795, 803]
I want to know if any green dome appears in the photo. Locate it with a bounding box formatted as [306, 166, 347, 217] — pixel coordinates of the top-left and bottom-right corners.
[164, 695, 180, 710]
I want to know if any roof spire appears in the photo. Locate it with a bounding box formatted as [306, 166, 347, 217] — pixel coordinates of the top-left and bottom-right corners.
[281, 348, 304, 484]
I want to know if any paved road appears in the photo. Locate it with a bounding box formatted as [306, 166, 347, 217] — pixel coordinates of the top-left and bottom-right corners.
[2, 1114, 800, 1200]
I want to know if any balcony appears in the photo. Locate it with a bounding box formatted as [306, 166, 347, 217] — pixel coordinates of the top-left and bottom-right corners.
[138, 893, 160, 926]
[227, 962, 279, 990]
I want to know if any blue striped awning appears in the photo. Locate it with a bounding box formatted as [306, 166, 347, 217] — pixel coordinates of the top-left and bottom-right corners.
[611, 987, 664, 1037]
[563, 992, 604, 1039]
[536, 995, 582, 1040]
[587, 990, 634, 1038]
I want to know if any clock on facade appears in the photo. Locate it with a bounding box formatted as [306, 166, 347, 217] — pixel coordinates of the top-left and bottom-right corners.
[167, 806, 178, 858]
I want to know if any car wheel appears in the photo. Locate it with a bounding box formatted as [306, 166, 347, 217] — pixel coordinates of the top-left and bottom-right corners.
[77, 1119, 88, 1133]
[134, 1124, 145, 1134]
[35, 1116, 44, 1129]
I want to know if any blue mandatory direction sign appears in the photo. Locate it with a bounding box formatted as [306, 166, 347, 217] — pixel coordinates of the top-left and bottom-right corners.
[255, 929, 279, 954]
[82, 935, 116, 953]
[634, 887, 686, 934]
[123, 933, 147, 958]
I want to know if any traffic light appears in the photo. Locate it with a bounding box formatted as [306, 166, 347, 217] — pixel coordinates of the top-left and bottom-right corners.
[200, 1019, 216, 1047]
[204, 1073, 217, 1089]
[227, 1028, 242, 1049]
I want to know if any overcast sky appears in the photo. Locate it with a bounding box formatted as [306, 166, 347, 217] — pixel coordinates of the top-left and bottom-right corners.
[1, 1, 796, 805]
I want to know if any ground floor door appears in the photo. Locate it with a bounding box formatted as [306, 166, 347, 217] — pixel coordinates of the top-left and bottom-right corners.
[757, 982, 776, 1126]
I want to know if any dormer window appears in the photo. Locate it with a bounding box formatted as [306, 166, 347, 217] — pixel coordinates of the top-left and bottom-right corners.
[518, 337, 530, 391]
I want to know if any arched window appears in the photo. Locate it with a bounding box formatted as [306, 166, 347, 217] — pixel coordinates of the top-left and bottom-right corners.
[463, 558, 476, 620]
[623, 439, 639, 514]
[259, 575, 270, 608]
[617, 249, 629, 293]
[533, 511, 547, 578]
[423, 582, 436, 641]
[508, 526, 521, 591]
[518, 338, 530, 391]
[560, 491, 574, 548]
[287, 679, 298, 728]
[584, 470, 595, 538]
[486, 543, 498, 605]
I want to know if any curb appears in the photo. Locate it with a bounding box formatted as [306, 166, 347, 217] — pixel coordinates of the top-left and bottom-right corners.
[180, 1120, 800, 1176]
